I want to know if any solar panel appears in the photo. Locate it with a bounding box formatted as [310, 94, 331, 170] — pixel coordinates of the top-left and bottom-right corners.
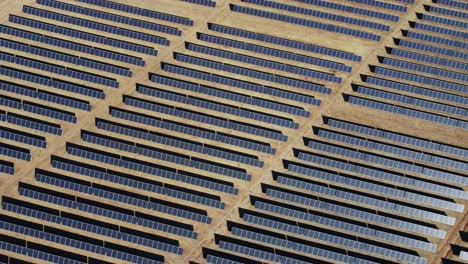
[0, 160, 14, 175]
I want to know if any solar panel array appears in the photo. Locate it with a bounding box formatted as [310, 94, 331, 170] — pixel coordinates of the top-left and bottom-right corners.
[0, 0, 466, 263]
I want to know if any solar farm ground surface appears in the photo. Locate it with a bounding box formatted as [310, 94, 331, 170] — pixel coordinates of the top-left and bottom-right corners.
[0, 0, 467, 263]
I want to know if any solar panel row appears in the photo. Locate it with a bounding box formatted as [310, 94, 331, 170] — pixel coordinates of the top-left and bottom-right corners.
[9, 15, 158, 56]
[243, 0, 391, 31]
[197, 33, 351, 73]
[51, 155, 226, 209]
[180, 0, 216, 7]
[37, 0, 183, 36]
[347, 95, 468, 130]
[207, 23, 361, 61]
[0, 81, 91, 111]
[355, 85, 467, 118]
[24, 6, 171, 46]
[19, 184, 198, 239]
[97, 117, 263, 167]
[292, 0, 400, 22]
[230, 4, 382, 41]
[137, 84, 297, 130]
[0, 95, 77, 123]
[110, 106, 275, 154]
[77, 0, 194, 26]
[2, 200, 183, 255]
[151, 73, 312, 117]
[123, 95, 287, 142]
[162, 63, 320, 105]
